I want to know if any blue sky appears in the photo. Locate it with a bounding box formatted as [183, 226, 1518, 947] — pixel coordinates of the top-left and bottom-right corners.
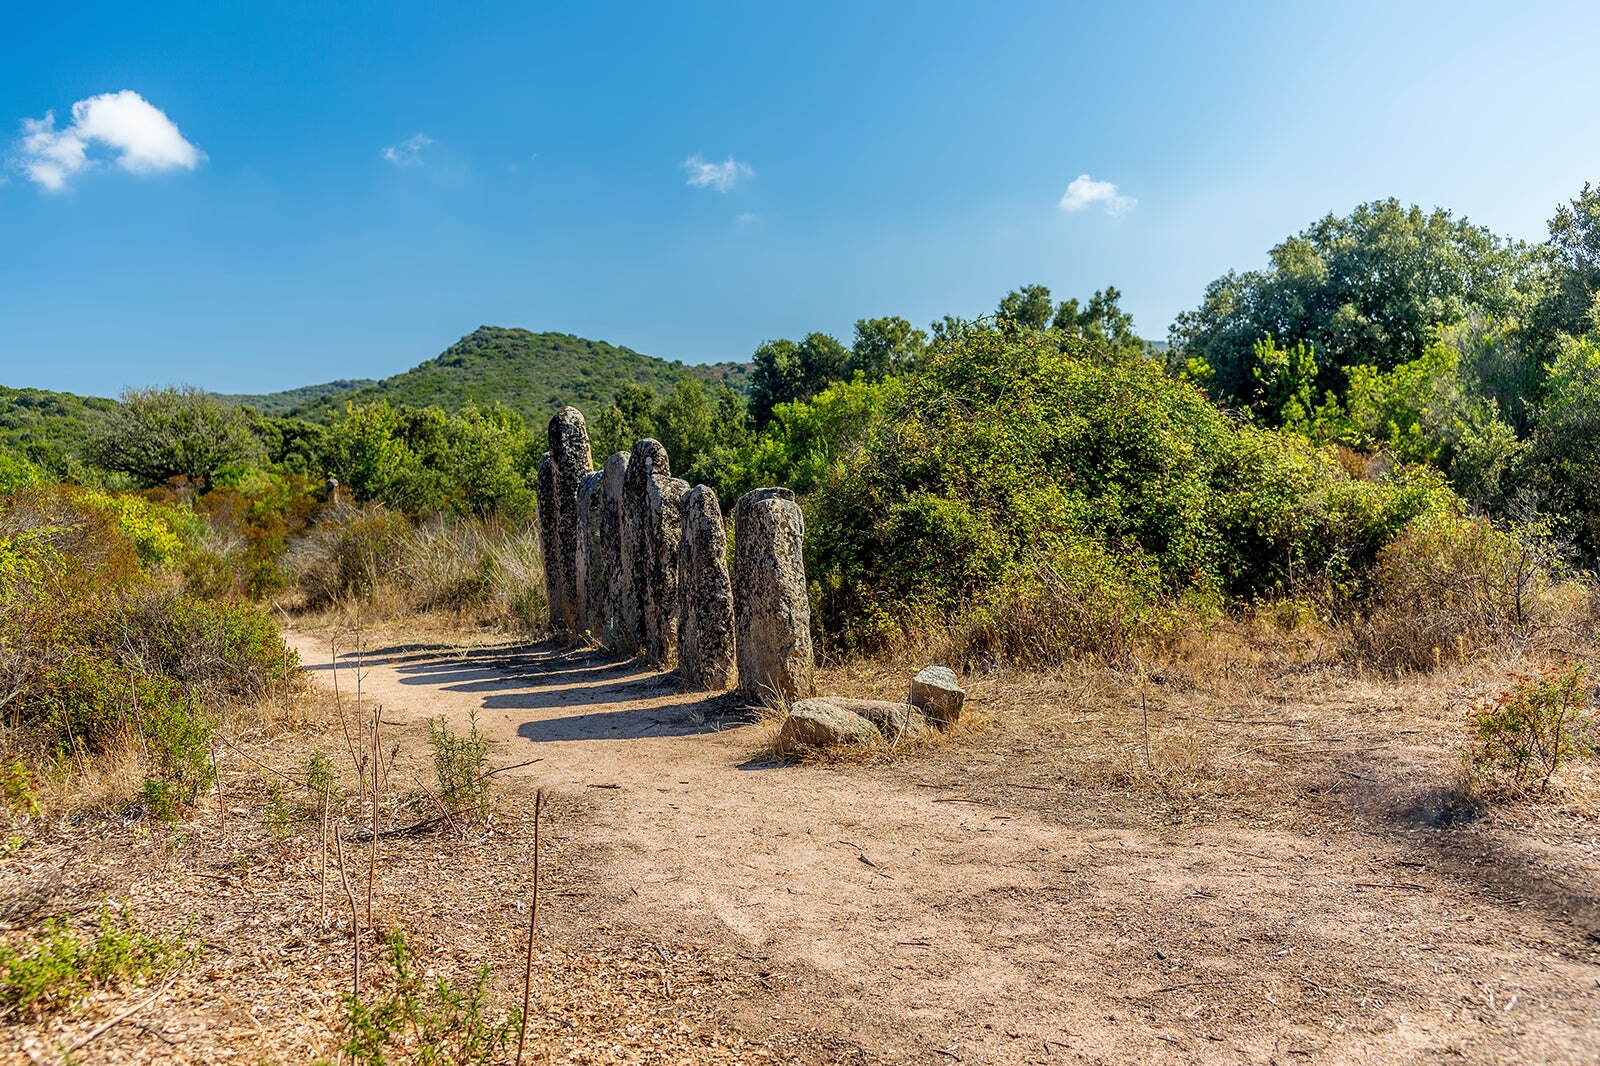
[2, 1, 1597, 397]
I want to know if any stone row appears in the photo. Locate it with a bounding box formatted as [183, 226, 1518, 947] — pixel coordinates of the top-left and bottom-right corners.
[535, 406, 813, 701]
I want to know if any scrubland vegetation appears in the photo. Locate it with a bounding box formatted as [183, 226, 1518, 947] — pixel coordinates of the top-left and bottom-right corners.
[3, 184, 1600, 1061]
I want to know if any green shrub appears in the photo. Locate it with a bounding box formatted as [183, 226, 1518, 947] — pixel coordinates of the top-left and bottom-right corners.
[1355, 513, 1561, 670]
[0, 907, 190, 1016]
[0, 758, 40, 825]
[0, 486, 292, 816]
[139, 693, 218, 813]
[322, 929, 519, 1066]
[428, 712, 492, 823]
[1467, 663, 1596, 794]
[291, 502, 409, 606]
[805, 324, 1466, 660]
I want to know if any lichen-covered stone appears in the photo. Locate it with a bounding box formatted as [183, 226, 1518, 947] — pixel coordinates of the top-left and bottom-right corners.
[575, 470, 604, 637]
[597, 452, 630, 650]
[620, 439, 671, 657]
[733, 487, 815, 702]
[643, 475, 689, 664]
[909, 665, 964, 728]
[832, 698, 928, 741]
[536, 452, 558, 631]
[776, 698, 879, 755]
[676, 485, 736, 690]
[545, 407, 593, 636]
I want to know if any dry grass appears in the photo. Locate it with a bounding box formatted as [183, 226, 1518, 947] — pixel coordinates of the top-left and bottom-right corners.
[283, 506, 547, 632]
[0, 675, 798, 1065]
[805, 604, 1600, 824]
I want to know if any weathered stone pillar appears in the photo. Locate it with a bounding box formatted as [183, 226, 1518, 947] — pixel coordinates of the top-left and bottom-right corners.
[575, 470, 604, 637]
[676, 485, 736, 690]
[733, 487, 815, 702]
[597, 452, 630, 650]
[546, 407, 593, 636]
[645, 475, 690, 664]
[619, 439, 670, 657]
[536, 452, 558, 630]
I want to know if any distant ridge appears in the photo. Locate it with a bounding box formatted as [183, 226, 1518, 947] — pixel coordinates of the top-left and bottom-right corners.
[285, 326, 751, 424]
[219, 379, 376, 416]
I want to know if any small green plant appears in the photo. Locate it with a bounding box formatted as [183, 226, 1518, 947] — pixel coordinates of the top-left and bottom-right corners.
[1467, 662, 1596, 794]
[322, 929, 519, 1066]
[0, 758, 40, 826]
[139, 778, 181, 823]
[264, 779, 295, 850]
[306, 749, 337, 804]
[0, 906, 191, 1016]
[139, 693, 218, 817]
[428, 712, 492, 823]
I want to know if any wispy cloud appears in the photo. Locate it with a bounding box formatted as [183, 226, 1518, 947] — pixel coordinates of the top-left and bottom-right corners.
[683, 153, 753, 192]
[1058, 174, 1135, 216]
[13, 90, 203, 192]
[382, 132, 435, 167]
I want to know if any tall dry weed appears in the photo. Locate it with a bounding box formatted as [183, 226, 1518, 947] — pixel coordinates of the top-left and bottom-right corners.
[288, 506, 546, 629]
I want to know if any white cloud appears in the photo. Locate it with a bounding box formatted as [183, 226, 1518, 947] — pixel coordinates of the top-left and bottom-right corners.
[1058, 174, 1135, 216]
[382, 132, 435, 166]
[683, 153, 753, 192]
[735, 211, 759, 225]
[14, 91, 203, 191]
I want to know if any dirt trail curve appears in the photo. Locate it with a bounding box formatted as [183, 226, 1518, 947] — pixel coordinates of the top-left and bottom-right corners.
[285, 632, 1600, 1065]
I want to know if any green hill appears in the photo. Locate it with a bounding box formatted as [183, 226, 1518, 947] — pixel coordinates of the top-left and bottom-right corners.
[0, 328, 754, 473]
[0, 386, 119, 475]
[288, 327, 750, 423]
[219, 379, 376, 416]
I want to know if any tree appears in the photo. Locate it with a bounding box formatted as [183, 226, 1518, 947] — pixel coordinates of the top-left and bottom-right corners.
[94, 386, 262, 489]
[996, 284, 1055, 333]
[1528, 182, 1600, 354]
[591, 382, 657, 459]
[1053, 286, 1147, 359]
[1532, 334, 1600, 557]
[1172, 199, 1533, 412]
[748, 332, 850, 425]
[848, 316, 927, 381]
[655, 380, 713, 468]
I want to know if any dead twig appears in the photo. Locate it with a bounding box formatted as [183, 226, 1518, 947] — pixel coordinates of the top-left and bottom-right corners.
[515, 788, 544, 1066]
[334, 818, 361, 996]
[60, 971, 180, 1056]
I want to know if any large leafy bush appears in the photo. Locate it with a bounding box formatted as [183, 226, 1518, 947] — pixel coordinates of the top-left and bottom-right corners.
[807, 326, 1458, 654]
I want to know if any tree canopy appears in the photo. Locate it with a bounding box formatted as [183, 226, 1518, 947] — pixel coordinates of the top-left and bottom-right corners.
[93, 386, 263, 489]
[1171, 200, 1533, 408]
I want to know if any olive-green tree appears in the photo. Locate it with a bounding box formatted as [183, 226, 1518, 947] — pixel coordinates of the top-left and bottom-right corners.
[94, 386, 262, 489]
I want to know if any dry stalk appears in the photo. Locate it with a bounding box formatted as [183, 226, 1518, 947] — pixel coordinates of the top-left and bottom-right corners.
[211, 737, 226, 839]
[516, 788, 544, 1066]
[333, 814, 361, 996]
[319, 777, 331, 926]
[368, 696, 379, 926]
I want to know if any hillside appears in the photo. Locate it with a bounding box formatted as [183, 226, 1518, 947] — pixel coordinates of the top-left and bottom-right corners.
[288, 327, 750, 424]
[219, 379, 376, 415]
[0, 385, 119, 474]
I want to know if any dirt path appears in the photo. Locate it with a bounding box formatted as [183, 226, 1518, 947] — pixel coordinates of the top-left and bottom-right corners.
[285, 631, 1600, 1065]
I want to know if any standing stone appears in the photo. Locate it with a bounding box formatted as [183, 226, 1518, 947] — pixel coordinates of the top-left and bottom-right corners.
[645, 475, 690, 664]
[575, 471, 604, 637]
[620, 439, 670, 657]
[545, 407, 594, 636]
[597, 452, 630, 650]
[536, 453, 558, 630]
[733, 487, 815, 703]
[676, 485, 737, 690]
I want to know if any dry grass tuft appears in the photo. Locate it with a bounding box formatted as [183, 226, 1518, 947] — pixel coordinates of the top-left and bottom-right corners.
[283, 506, 547, 632]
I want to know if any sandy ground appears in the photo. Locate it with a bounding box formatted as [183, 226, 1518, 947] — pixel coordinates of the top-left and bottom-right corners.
[274, 630, 1600, 1065]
